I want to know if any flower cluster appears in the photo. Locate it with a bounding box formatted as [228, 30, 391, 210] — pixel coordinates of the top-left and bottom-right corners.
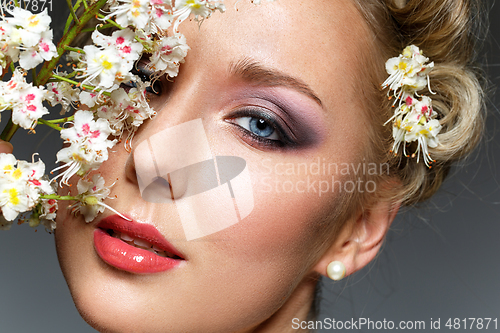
[0, 68, 51, 129]
[0, 6, 57, 73]
[76, 28, 144, 90]
[382, 45, 441, 167]
[0, 153, 55, 229]
[0, 0, 271, 230]
[53, 110, 116, 186]
[70, 174, 127, 223]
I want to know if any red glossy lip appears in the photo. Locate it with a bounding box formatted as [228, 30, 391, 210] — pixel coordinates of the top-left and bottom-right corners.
[94, 215, 184, 274]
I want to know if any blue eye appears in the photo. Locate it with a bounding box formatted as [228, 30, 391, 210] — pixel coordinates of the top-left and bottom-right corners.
[235, 117, 280, 140]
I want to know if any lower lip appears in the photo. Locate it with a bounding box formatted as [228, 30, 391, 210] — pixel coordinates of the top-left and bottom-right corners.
[93, 229, 182, 274]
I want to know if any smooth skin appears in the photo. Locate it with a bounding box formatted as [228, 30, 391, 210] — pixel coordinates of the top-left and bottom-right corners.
[55, 1, 399, 332]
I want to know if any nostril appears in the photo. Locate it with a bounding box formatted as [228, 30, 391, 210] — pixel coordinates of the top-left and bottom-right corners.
[142, 176, 173, 203]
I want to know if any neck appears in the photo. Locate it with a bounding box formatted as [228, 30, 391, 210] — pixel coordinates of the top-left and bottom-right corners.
[252, 274, 319, 333]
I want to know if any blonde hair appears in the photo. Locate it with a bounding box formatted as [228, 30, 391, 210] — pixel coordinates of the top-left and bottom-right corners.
[352, 0, 486, 206]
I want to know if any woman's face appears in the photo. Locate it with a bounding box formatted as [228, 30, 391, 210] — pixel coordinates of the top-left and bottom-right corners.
[55, 0, 372, 331]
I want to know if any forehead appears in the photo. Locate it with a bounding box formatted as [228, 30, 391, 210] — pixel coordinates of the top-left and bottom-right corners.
[178, 0, 371, 107]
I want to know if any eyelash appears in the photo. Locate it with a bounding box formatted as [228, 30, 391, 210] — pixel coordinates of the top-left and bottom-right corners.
[121, 62, 163, 95]
[227, 108, 295, 149]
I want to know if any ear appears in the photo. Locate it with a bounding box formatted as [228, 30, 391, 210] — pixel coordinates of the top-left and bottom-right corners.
[313, 199, 400, 279]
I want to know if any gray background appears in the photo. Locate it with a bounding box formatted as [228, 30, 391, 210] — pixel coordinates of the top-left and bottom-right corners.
[0, 1, 499, 332]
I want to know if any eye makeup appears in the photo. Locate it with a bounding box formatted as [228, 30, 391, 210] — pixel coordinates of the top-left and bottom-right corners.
[223, 88, 326, 152]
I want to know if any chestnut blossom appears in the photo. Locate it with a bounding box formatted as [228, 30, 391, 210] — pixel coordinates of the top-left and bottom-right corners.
[98, 84, 156, 146]
[382, 45, 441, 166]
[18, 30, 57, 70]
[104, 0, 173, 33]
[0, 69, 50, 129]
[53, 111, 116, 186]
[0, 0, 275, 229]
[77, 45, 132, 90]
[46, 81, 81, 114]
[0, 153, 53, 221]
[77, 28, 146, 90]
[34, 198, 58, 231]
[70, 174, 127, 223]
[0, 7, 56, 70]
[91, 28, 143, 64]
[390, 95, 441, 166]
[172, 0, 225, 32]
[147, 33, 190, 78]
[382, 45, 434, 100]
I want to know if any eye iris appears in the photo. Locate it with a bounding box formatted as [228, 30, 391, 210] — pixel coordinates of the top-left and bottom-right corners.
[249, 118, 274, 138]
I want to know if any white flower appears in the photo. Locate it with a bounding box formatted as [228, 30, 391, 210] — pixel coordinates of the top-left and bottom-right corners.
[70, 174, 127, 223]
[0, 7, 56, 70]
[173, 0, 225, 32]
[46, 80, 80, 114]
[147, 33, 189, 78]
[76, 45, 133, 89]
[150, 0, 174, 32]
[0, 68, 50, 129]
[18, 30, 57, 70]
[0, 153, 52, 221]
[6, 7, 52, 47]
[382, 44, 434, 99]
[0, 20, 18, 72]
[37, 198, 58, 231]
[52, 111, 116, 186]
[106, 0, 152, 30]
[7, 7, 52, 41]
[0, 182, 29, 221]
[390, 95, 441, 166]
[383, 45, 441, 167]
[79, 90, 107, 108]
[104, 0, 173, 33]
[0, 68, 29, 112]
[11, 85, 50, 129]
[91, 28, 143, 63]
[95, 84, 156, 148]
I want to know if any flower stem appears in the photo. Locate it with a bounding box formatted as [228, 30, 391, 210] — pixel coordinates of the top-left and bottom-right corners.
[0, 117, 19, 142]
[65, 0, 80, 25]
[40, 194, 78, 201]
[37, 119, 62, 131]
[63, 46, 85, 54]
[46, 115, 75, 124]
[81, 23, 115, 33]
[31, 67, 38, 86]
[64, 0, 83, 35]
[1, 61, 11, 80]
[51, 74, 111, 96]
[97, 14, 123, 30]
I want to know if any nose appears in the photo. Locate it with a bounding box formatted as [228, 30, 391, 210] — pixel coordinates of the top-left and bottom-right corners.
[132, 118, 214, 203]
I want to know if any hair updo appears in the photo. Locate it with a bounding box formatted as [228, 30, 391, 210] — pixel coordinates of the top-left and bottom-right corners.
[352, 0, 486, 208]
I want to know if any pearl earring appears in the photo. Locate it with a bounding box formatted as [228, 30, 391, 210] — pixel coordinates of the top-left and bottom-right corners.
[327, 261, 346, 281]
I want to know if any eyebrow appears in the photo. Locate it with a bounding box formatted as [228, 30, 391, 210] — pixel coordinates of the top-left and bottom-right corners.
[228, 58, 323, 107]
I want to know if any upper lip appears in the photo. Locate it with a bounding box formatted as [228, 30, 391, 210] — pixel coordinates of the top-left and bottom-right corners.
[96, 214, 185, 260]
